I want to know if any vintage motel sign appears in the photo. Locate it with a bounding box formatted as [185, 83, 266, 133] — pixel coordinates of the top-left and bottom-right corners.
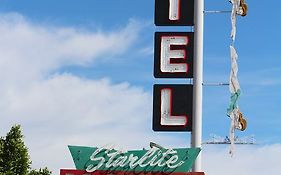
[153, 84, 193, 131]
[153, 0, 194, 132]
[154, 32, 194, 78]
[60, 145, 201, 175]
[155, 0, 194, 26]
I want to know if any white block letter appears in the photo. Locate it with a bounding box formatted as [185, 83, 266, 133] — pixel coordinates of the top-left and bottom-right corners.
[161, 88, 187, 126]
[160, 36, 188, 73]
[169, 0, 180, 20]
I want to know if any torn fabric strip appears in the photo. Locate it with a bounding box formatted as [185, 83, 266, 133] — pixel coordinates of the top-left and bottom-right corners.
[228, 0, 245, 156]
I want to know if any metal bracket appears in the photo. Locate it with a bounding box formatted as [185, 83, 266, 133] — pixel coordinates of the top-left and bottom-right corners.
[203, 83, 229, 86]
[204, 10, 232, 14]
[149, 142, 165, 150]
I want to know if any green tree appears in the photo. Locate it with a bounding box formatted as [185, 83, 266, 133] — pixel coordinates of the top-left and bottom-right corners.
[0, 136, 4, 173]
[0, 125, 31, 175]
[0, 125, 52, 175]
[28, 168, 52, 175]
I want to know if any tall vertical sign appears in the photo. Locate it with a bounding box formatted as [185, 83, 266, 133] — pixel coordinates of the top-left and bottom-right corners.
[153, 0, 195, 132]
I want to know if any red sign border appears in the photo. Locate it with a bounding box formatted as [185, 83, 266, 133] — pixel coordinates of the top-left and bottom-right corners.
[60, 169, 205, 175]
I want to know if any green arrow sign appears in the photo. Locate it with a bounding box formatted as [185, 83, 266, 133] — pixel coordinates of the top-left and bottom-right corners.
[68, 145, 200, 173]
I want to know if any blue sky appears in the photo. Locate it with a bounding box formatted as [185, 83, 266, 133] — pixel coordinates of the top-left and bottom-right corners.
[0, 0, 280, 174]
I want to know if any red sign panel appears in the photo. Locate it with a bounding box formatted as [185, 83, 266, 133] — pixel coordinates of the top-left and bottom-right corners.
[60, 169, 205, 175]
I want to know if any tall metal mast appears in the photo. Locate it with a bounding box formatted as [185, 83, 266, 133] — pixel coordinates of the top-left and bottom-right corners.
[192, 0, 204, 172]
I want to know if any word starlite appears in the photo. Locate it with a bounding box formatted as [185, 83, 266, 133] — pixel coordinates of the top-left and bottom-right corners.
[86, 146, 184, 172]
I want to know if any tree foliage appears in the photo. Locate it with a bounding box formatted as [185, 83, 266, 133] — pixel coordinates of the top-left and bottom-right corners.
[0, 125, 31, 175]
[0, 125, 52, 175]
[0, 137, 4, 173]
[28, 168, 52, 175]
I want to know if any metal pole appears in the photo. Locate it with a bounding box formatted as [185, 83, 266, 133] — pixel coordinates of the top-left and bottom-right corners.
[192, 0, 204, 172]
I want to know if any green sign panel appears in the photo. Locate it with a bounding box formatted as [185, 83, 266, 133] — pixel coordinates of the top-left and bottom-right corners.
[68, 145, 200, 173]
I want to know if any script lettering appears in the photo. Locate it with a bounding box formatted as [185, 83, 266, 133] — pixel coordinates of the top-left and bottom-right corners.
[86, 146, 185, 173]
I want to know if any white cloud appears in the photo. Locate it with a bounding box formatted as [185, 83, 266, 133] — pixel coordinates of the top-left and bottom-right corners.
[0, 13, 185, 173]
[14, 74, 186, 172]
[0, 13, 141, 88]
[17, 74, 152, 171]
[2, 71, 186, 173]
[203, 144, 281, 175]
[139, 46, 154, 56]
